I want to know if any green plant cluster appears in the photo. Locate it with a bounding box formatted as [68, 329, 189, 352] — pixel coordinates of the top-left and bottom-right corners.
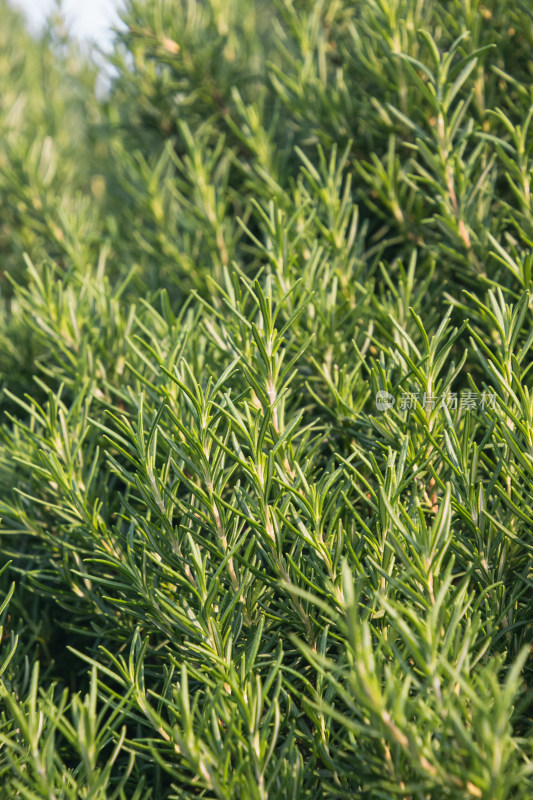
[1, 0, 533, 797]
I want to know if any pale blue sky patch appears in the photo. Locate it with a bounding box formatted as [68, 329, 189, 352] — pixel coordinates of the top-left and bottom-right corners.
[10, 0, 126, 92]
[11, 0, 125, 50]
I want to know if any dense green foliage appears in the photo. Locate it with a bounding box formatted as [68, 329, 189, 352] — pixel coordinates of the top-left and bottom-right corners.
[1, 0, 533, 796]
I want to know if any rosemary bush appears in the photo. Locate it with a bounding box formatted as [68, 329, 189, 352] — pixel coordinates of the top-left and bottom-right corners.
[1, 0, 533, 797]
